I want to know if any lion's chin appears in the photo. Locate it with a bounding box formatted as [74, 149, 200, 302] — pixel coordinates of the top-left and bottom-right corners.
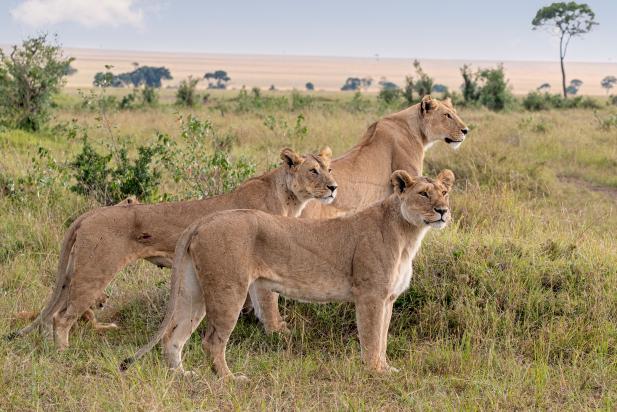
[445, 137, 464, 150]
[319, 196, 336, 205]
[429, 220, 447, 229]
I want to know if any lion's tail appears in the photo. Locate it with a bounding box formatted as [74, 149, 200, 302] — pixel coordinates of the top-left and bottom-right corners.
[120, 225, 198, 371]
[5, 215, 83, 341]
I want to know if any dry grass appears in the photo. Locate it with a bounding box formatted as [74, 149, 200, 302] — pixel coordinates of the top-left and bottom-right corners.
[1, 91, 617, 410]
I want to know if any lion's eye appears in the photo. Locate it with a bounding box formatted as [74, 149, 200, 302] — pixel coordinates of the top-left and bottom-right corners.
[445, 113, 453, 119]
[419, 191, 429, 198]
[442, 190, 448, 196]
[310, 168, 318, 175]
[328, 168, 332, 173]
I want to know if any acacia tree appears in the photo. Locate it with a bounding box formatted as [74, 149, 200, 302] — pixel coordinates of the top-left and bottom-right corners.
[532, 2, 598, 98]
[601, 76, 617, 95]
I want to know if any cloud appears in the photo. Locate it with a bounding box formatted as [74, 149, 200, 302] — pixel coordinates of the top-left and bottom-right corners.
[10, 0, 145, 28]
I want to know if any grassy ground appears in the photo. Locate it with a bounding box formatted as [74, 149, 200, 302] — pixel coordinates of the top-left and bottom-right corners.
[1, 90, 617, 410]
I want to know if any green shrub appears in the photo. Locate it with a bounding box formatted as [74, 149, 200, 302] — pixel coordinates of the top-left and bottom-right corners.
[69, 135, 170, 205]
[0, 34, 73, 131]
[166, 115, 256, 199]
[523, 92, 551, 111]
[176, 77, 200, 106]
[378, 88, 402, 105]
[477, 65, 513, 111]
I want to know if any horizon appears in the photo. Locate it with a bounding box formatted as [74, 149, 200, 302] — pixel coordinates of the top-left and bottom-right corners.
[1, 0, 616, 63]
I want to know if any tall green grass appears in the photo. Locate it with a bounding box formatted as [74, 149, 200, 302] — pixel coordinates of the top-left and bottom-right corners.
[1, 92, 617, 410]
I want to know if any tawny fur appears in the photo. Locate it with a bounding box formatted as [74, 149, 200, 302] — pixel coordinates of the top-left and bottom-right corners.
[10, 148, 336, 349]
[301, 95, 467, 219]
[15, 293, 117, 332]
[122, 169, 455, 379]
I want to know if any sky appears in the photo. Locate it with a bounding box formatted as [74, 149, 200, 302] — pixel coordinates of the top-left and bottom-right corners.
[1, 0, 615, 62]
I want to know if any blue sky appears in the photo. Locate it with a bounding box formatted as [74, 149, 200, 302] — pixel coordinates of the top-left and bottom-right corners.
[1, 0, 615, 62]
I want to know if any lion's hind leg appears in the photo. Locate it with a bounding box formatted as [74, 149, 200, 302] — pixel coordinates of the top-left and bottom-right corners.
[201, 276, 250, 381]
[161, 264, 207, 375]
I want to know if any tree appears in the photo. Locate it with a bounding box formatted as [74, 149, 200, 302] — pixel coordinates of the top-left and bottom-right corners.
[566, 78, 583, 95]
[378, 80, 399, 91]
[204, 70, 230, 89]
[94, 66, 171, 88]
[0, 34, 73, 131]
[117, 66, 172, 88]
[305, 82, 315, 91]
[537, 82, 551, 92]
[532, 2, 598, 98]
[432, 84, 448, 94]
[601, 76, 617, 95]
[341, 77, 362, 91]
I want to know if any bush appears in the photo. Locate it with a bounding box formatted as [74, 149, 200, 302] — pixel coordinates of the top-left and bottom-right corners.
[167, 115, 256, 199]
[69, 135, 170, 205]
[523, 92, 602, 111]
[477, 65, 513, 111]
[176, 77, 200, 106]
[460, 64, 480, 104]
[412, 60, 434, 98]
[0, 34, 73, 131]
[378, 88, 402, 105]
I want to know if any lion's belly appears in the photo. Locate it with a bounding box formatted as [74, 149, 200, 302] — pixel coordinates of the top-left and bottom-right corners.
[256, 277, 353, 303]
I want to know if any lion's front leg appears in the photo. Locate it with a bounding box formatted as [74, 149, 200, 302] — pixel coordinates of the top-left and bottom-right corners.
[248, 283, 289, 334]
[355, 296, 392, 372]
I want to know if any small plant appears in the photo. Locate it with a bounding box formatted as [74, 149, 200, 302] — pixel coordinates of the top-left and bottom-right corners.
[176, 77, 200, 106]
[263, 113, 308, 142]
[346, 92, 371, 112]
[167, 115, 255, 199]
[593, 110, 617, 130]
[0, 34, 74, 131]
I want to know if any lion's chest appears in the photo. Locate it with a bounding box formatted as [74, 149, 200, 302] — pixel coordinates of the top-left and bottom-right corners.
[391, 251, 413, 298]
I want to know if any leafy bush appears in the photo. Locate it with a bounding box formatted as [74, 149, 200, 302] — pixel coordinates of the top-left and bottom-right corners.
[0, 34, 73, 131]
[176, 77, 200, 106]
[378, 88, 402, 105]
[460, 64, 480, 104]
[167, 115, 255, 199]
[411, 59, 434, 98]
[69, 135, 171, 205]
[523, 92, 601, 111]
[346, 92, 371, 112]
[477, 65, 513, 111]
[263, 113, 309, 142]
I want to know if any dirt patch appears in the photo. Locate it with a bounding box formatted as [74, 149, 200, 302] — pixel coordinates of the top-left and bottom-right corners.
[559, 175, 617, 200]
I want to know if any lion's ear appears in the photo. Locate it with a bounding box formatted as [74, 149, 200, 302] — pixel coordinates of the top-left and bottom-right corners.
[442, 97, 453, 109]
[280, 148, 304, 168]
[318, 146, 332, 162]
[390, 170, 416, 194]
[420, 95, 436, 115]
[436, 169, 455, 190]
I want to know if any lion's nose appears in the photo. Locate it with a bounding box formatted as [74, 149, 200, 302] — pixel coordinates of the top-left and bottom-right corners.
[461, 128, 469, 135]
[434, 207, 447, 216]
[327, 185, 337, 192]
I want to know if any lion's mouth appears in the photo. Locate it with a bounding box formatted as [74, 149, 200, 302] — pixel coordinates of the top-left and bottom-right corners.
[424, 218, 447, 228]
[445, 137, 464, 144]
[319, 194, 336, 204]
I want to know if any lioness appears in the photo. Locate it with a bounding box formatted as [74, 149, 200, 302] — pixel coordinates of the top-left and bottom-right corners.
[121, 169, 454, 379]
[15, 292, 117, 332]
[301, 95, 467, 219]
[10, 147, 337, 349]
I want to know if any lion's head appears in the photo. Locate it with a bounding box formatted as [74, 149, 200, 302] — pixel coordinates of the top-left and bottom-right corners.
[390, 169, 454, 229]
[281, 147, 337, 204]
[419, 95, 468, 149]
